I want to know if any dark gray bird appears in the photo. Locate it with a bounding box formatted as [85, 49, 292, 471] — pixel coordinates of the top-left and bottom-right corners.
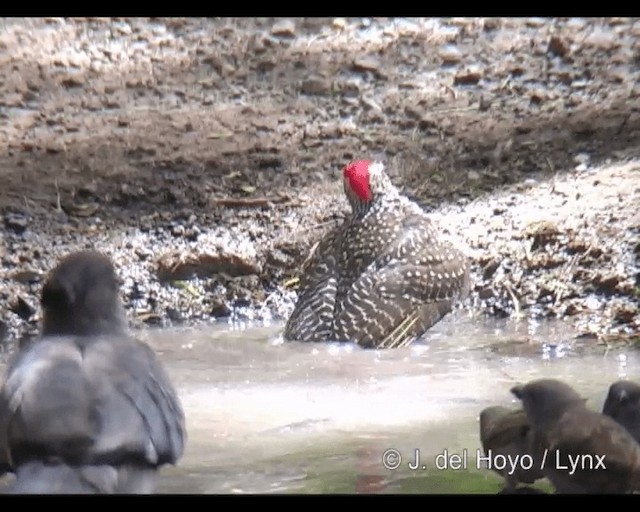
[511, 378, 640, 494]
[479, 406, 546, 491]
[283, 160, 470, 349]
[0, 251, 186, 494]
[602, 380, 640, 444]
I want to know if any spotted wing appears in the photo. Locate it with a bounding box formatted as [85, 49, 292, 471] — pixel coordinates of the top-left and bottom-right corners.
[283, 229, 342, 342]
[332, 216, 469, 348]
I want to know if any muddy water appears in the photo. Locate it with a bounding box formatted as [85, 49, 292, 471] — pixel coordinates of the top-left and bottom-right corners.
[0, 313, 632, 493]
[116, 312, 633, 494]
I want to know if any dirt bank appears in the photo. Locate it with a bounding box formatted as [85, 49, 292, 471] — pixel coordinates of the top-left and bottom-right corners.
[1, 17, 638, 348]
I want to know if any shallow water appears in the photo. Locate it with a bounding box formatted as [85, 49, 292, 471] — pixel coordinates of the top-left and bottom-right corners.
[120, 311, 635, 494]
[0, 312, 634, 493]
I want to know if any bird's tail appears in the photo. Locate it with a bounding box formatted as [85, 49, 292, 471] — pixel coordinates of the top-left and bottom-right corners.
[377, 301, 453, 349]
[10, 462, 157, 494]
[377, 312, 420, 349]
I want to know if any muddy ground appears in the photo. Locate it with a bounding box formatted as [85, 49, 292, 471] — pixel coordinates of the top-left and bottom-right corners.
[0, 17, 638, 350]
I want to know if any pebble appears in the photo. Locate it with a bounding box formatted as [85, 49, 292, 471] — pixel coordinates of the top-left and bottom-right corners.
[4, 213, 28, 234]
[10, 270, 42, 283]
[165, 307, 183, 322]
[439, 45, 463, 65]
[574, 153, 590, 165]
[11, 297, 36, 321]
[548, 36, 570, 57]
[59, 74, 85, 88]
[454, 66, 483, 85]
[525, 18, 546, 28]
[114, 23, 132, 36]
[582, 29, 619, 50]
[566, 18, 587, 29]
[300, 77, 332, 96]
[352, 56, 380, 73]
[211, 300, 232, 318]
[332, 18, 346, 29]
[66, 52, 89, 68]
[271, 19, 296, 38]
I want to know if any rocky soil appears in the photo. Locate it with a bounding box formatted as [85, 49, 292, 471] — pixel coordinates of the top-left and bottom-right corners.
[0, 17, 638, 350]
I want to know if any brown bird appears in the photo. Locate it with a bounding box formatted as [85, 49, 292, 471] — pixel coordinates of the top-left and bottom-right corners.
[602, 380, 640, 444]
[0, 251, 186, 494]
[479, 406, 546, 492]
[283, 160, 470, 349]
[511, 378, 640, 494]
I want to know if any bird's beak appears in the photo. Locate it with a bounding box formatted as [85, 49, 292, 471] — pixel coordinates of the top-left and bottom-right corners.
[511, 385, 524, 399]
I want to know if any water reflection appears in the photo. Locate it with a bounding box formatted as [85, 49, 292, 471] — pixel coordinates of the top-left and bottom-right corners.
[1, 312, 636, 493]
